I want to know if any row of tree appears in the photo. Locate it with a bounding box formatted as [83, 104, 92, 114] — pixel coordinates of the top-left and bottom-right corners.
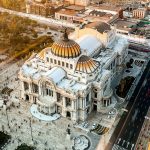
[0, 0, 25, 11]
[0, 12, 38, 51]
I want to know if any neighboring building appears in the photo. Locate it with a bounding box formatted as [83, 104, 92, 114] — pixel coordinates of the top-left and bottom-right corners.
[133, 8, 148, 19]
[112, 19, 137, 35]
[103, 0, 141, 5]
[73, 21, 116, 47]
[55, 5, 86, 24]
[26, 0, 68, 17]
[55, 5, 120, 24]
[65, 0, 90, 6]
[18, 23, 128, 122]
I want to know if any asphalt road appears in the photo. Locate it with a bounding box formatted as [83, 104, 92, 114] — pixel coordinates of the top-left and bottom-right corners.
[105, 60, 150, 150]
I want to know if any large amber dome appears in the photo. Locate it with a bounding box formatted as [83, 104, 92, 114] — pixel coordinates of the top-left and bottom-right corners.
[76, 55, 99, 74]
[51, 31, 81, 58]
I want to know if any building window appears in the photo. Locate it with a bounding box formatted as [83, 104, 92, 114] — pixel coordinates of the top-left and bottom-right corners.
[70, 64, 73, 69]
[46, 88, 53, 97]
[50, 58, 53, 63]
[66, 97, 71, 107]
[46, 57, 49, 62]
[66, 111, 71, 118]
[54, 59, 56, 64]
[86, 94, 90, 106]
[24, 82, 29, 91]
[32, 83, 39, 93]
[58, 60, 60, 65]
[95, 93, 97, 98]
[66, 63, 69, 68]
[57, 92, 61, 102]
[62, 61, 64, 66]
[46, 89, 49, 95]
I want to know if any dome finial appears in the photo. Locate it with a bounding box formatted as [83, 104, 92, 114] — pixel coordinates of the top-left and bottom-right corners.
[62, 28, 69, 41]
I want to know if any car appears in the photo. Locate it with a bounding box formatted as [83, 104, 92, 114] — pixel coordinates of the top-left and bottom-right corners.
[92, 123, 97, 129]
[108, 115, 111, 119]
[47, 32, 51, 34]
[84, 123, 88, 128]
[109, 111, 112, 115]
[81, 122, 85, 127]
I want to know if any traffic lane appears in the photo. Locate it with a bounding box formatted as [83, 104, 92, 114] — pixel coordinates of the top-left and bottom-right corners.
[119, 93, 150, 146]
[116, 89, 147, 138]
[117, 84, 150, 144]
[117, 109, 149, 148]
[105, 61, 150, 150]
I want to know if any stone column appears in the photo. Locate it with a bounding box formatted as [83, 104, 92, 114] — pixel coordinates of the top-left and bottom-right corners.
[29, 83, 32, 93]
[62, 97, 66, 117]
[39, 85, 42, 95]
[20, 81, 24, 99]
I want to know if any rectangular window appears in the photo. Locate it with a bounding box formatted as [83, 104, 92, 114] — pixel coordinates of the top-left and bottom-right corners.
[50, 58, 53, 63]
[32, 83, 39, 93]
[62, 61, 64, 66]
[54, 59, 56, 64]
[49, 89, 51, 96]
[24, 82, 29, 91]
[95, 93, 97, 98]
[66, 97, 71, 107]
[66, 63, 69, 68]
[70, 64, 73, 69]
[58, 61, 60, 65]
[57, 93, 61, 102]
[46, 57, 49, 62]
[86, 94, 89, 106]
[46, 89, 49, 95]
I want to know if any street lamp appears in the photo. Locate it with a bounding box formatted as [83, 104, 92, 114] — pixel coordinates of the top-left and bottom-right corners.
[4, 100, 10, 129]
[5, 107, 10, 128]
[29, 117, 34, 142]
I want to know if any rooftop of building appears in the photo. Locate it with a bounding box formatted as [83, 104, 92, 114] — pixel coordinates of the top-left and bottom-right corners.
[112, 19, 137, 32]
[85, 21, 111, 33]
[87, 4, 123, 13]
[66, 5, 85, 11]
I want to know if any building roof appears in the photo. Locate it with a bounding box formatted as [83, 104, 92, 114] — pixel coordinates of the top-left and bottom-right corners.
[76, 35, 102, 56]
[85, 21, 111, 33]
[76, 55, 99, 73]
[112, 19, 137, 32]
[45, 67, 66, 84]
[66, 5, 85, 11]
[57, 78, 87, 93]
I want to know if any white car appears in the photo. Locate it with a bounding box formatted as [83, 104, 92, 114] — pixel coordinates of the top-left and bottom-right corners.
[84, 123, 89, 128]
[92, 123, 97, 129]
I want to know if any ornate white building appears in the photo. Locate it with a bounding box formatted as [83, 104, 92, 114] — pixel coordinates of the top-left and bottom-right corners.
[18, 22, 128, 122]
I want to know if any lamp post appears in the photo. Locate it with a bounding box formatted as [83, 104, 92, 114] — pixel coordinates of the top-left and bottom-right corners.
[29, 117, 34, 142]
[5, 107, 10, 128]
[4, 100, 10, 129]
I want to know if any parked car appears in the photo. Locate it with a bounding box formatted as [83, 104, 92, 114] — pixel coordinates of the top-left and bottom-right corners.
[92, 123, 97, 129]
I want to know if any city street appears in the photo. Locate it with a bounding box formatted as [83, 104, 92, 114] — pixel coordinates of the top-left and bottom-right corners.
[106, 60, 150, 150]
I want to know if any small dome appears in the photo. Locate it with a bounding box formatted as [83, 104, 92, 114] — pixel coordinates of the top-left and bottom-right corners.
[76, 55, 99, 74]
[51, 30, 81, 58]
